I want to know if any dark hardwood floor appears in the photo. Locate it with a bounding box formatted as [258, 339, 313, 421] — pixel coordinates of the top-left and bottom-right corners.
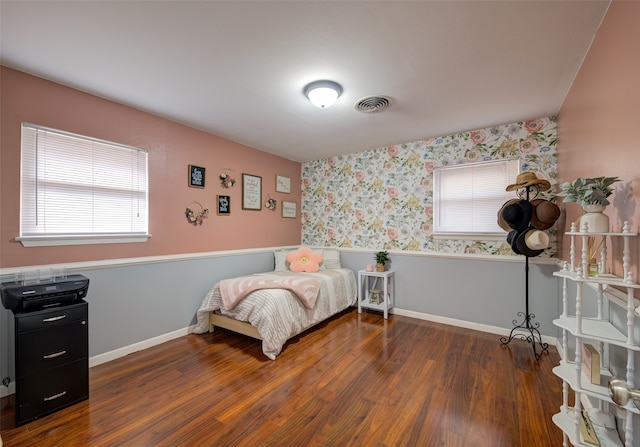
[0, 309, 563, 446]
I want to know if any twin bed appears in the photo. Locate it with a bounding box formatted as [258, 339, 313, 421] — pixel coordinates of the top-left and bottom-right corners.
[192, 248, 357, 359]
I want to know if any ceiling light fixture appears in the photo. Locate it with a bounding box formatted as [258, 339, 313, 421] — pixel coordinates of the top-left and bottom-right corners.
[303, 80, 343, 108]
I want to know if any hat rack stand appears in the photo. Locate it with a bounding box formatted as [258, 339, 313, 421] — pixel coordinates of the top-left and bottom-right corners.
[499, 185, 550, 360]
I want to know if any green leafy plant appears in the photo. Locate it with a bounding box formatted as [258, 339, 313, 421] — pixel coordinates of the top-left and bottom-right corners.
[374, 251, 390, 265]
[558, 176, 621, 207]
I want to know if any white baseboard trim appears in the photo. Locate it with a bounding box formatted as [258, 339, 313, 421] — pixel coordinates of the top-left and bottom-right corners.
[392, 308, 557, 346]
[89, 325, 195, 368]
[0, 382, 15, 399]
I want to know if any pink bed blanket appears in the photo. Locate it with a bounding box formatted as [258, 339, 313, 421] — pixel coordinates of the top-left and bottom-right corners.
[219, 274, 321, 310]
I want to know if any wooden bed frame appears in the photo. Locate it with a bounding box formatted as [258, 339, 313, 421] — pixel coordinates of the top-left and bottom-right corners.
[209, 307, 350, 343]
[209, 312, 262, 340]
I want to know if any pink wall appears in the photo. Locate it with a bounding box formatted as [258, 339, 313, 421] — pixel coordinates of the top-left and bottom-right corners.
[0, 67, 301, 268]
[557, 1, 640, 274]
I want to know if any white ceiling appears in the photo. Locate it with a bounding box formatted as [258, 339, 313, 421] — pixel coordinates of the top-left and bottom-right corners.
[0, 1, 609, 162]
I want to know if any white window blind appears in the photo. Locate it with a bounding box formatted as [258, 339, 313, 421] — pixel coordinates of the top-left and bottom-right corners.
[433, 159, 519, 235]
[20, 123, 149, 243]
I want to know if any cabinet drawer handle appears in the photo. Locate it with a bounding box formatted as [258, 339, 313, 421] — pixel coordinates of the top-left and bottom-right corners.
[43, 391, 67, 401]
[43, 350, 67, 359]
[42, 315, 66, 323]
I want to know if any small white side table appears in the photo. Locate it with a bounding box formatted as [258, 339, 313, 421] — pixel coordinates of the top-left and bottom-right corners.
[357, 270, 395, 319]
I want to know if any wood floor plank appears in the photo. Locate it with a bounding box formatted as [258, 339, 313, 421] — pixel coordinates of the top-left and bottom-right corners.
[0, 309, 563, 446]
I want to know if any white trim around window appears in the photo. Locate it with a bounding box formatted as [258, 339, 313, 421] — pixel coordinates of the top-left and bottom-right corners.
[433, 158, 520, 237]
[18, 123, 150, 247]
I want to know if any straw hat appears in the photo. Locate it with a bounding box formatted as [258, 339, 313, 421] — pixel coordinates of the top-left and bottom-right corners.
[506, 172, 551, 192]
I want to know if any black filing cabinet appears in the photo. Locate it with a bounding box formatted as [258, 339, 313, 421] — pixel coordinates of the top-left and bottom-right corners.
[14, 300, 88, 425]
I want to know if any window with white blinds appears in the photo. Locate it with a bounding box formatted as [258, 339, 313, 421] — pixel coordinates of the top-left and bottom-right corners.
[433, 159, 519, 236]
[19, 123, 149, 246]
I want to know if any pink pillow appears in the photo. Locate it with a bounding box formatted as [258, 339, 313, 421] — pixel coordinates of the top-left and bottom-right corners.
[285, 247, 323, 273]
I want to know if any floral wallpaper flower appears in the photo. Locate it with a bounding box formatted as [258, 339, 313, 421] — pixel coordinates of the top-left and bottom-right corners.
[301, 116, 557, 257]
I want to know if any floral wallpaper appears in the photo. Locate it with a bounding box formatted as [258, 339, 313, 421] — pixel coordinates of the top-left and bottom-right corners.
[301, 116, 557, 257]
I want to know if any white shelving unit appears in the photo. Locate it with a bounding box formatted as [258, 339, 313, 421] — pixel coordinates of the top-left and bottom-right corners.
[553, 221, 639, 447]
[357, 270, 395, 319]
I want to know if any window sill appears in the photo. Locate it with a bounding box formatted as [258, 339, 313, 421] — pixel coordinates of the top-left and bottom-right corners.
[431, 232, 507, 241]
[16, 234, 151, 247]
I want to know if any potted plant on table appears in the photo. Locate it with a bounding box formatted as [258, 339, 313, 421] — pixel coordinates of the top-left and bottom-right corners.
[374, 251, 390, 272]
[558, 176, 620, 207]
[558, 176, 621, 234]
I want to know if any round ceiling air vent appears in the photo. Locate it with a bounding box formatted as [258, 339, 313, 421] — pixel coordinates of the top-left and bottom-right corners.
[354, 95, 392, 114]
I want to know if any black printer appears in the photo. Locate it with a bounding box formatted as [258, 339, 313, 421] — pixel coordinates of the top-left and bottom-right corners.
[0, 274, 89, 313]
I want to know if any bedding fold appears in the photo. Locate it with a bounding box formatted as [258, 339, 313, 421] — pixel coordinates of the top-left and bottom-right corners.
[219, 274, 321, 310]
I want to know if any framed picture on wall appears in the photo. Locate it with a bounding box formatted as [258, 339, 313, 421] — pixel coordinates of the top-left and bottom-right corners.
[282, 201, 297, 218]
[188, 165, 206, 188]
[276, 175, 291, 193]
[242, 173, 262, 210]
[217, 195, 230, 215]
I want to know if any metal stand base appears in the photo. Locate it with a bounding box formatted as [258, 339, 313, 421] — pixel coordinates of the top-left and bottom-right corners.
[500, 311, 549, 360]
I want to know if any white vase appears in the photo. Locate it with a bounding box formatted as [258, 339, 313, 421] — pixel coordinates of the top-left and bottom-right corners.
[580, 204, 609, 233]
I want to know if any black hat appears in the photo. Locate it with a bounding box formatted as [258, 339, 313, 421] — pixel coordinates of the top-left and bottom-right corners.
[501, 199, 533, 231]
[507, 229, 522, 255]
